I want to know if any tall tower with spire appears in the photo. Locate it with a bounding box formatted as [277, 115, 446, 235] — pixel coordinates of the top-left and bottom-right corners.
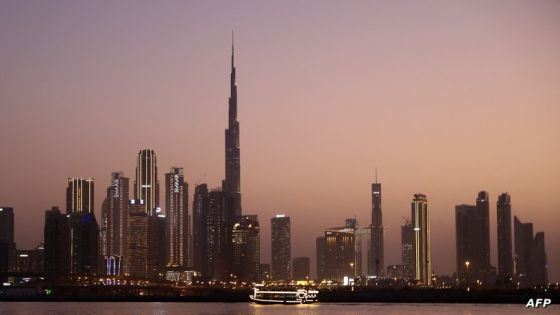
[223, 32, 241, 197]
[369, 169, 384, 276]
[220, 33, 243, 279]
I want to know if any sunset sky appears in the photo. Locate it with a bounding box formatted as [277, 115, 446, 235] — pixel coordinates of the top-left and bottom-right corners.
[1, 1, 559, 281]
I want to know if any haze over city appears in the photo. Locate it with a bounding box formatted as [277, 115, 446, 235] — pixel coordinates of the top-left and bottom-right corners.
[1, 1, 559, 282]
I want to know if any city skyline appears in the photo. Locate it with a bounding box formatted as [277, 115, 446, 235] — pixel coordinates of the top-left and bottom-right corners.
[1, 1, 559, 282]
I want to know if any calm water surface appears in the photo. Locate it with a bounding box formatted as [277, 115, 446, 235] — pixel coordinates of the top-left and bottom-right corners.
[0, 302, 557, 315]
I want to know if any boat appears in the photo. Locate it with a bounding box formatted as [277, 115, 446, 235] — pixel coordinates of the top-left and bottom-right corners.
[249, 286, 319, 304]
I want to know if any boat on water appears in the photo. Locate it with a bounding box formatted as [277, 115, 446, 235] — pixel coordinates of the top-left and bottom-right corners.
[250, 286, 319, 304]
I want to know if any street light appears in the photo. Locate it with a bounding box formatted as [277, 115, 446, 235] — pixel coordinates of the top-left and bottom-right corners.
[465, 261, 470, 283]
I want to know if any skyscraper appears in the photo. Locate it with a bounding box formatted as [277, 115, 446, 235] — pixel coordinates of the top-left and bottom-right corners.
[0, 207, 16, 272]
[369, 173, 383, 277]
[323, 220, 356, 281]
[529, 232, 547, 286]
[514, 216, 532, 281]
[128, 199, 148, 278]
[66, 177, 94, 214]
[165, 167, 189, 268]
[200, 189, 227, 280]
[67, 177, 99, 275]
[135, 149, 160, 216]
[103, 172, 130, 275]
[455, 203, 491, 283]
[514, 216, 548, 286]
[411, 194, 431, 286]
[292, 257, 310, 280]
[316, 236, 326, 281]
[401, 219, 415, 280]
[223, 36, 241, 197]
[231, 214, 260, 282]
[271, 214, 291, 281]
[221, 37, 243, 279]
[476, 191, 491, 277]
[147, 213, 166, 278]
[43, 206, 70, 278]
[497, 193, 513, 281]
[192, 184, 209, 274]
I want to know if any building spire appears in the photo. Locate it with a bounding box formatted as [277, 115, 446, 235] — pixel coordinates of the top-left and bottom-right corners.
[375, 167, 378, 183]
[231, 30, 235, 70]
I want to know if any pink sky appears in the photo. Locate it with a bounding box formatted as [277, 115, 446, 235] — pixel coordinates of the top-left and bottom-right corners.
[1, 1, 559, 281]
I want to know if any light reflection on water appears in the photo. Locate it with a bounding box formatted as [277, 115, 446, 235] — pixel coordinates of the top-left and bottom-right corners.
[0, 302, 557, 315]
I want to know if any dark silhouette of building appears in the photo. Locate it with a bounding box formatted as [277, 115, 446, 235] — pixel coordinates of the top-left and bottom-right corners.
[0, 207, 16, 272]
[476, 191, 491, 277]
[323, 220, 357, 282]
[454, 192, 492, 285]
[67, 178, 99, 275]
[231, 215, 260, 282]
[202, 189, 227, 280]
[271, 214, 291, 280]
[134, 149, 160, 216]
[16, 243, 44, 273]
[148, 214, 166, 278]
[127, 199, 147, 278]
[514, 216, 548, 286]
[220, 37, 243, 280]
[369, 172, 384, 277]
[44, 206, 70, 279]
[165, 167, 189, 268]
[497, 193, 513, 282]
[192, 184, 209, 274]
[529, 232, 547, 286]
[316, 236, 326, 281]
[292, 257, 310, 280]
[401, 219, 415, 280]
[102, 172, 129, 275]
[411, 194, 431, 286]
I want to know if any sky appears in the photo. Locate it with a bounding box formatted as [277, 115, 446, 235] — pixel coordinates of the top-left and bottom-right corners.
[0, 1, 559, 282]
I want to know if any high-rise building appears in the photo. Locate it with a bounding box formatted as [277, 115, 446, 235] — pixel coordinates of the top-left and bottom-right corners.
[0, 207, 16, 272]
[369, 174, 384, 277]
[43, 206, 70, 278]
[204, 190, 227, 280]
[223, 36, 241, 197]
[316, 236, 326, 281]
[128, 199, 148, 278]
[134, 149, 160, 216]
[231, 215, 260, 282]
[220, 38, 243, 280]
[103, 172, 129, 275]
[476, 191, 491, 276]
[529, 232, 547, 286]
[271, 214, 291, 281]
[192, 184, 209, 274]
[292, 257, 310, 280]
[67, 178, 99, 275]
[323, 221, 356, 282]
[401, 219, 415, 280]
[497, 193, 513, 281]
[147, 213, 166, 278]
[411, 194, 431, 286]
[514, 216, 548, 286]
[165, 167, 189, 268]
[456, 204, 491, 283]
[66, 177, 94, 215]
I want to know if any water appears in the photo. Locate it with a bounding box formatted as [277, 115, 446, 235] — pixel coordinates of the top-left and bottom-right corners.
[0, 302, 557, 315]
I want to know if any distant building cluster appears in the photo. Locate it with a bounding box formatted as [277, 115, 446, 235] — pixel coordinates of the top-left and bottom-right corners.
[0, 43, 550, 290]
